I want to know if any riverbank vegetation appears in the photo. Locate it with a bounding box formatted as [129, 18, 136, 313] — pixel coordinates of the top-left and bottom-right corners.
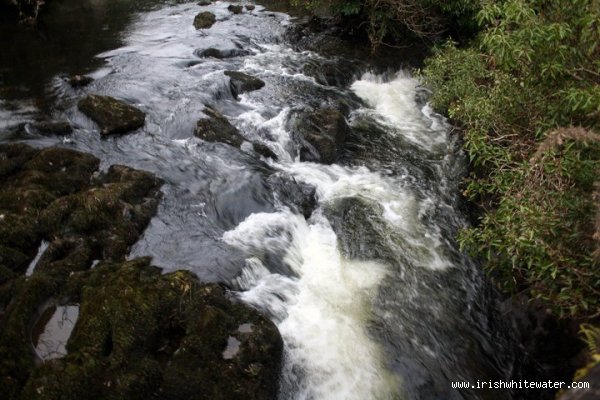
[300, 0, 600, 376]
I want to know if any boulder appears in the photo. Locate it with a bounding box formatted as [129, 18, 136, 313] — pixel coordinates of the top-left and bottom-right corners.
[266, 173, 317, 219]
[193, 11, 216, 29]
[292, 107, 349, 163]
[77, 95, 145, 135]
[68, 75, 94, 88]
[228, 4, 243, 14]
[224, 70, 265, 98]
[195, 48, 250, 59]
[245, 4, 255, 11]
[197, 0, 212, 5]
[195, 106, 243, 147]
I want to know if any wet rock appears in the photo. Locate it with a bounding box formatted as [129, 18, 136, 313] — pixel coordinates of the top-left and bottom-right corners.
[302, 60, 358, 87]
[245, 4, 255, 11]
[558, 364, 600, 400]
[14, 257, 283, 400]
[252, 143, 277, 160]
[266, 173, 317, 219]
[68, 75, 94, 88]
[197, 0, 212, 5]
[228, 4, 243, 14]
[224, 70, 265, 98]
[32, 120, 73, 135]
[195, 106, 243, 147]
[195, 48, 250, 59]
[292, 106, 349, 164]
[78, 95, 145, 135]
[0, 143, 163, 398]
[324, 196, 394, 262]
[193, 11, 216, 29]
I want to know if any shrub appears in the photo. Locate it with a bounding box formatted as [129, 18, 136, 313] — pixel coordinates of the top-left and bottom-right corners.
[422, 0, 600, 318]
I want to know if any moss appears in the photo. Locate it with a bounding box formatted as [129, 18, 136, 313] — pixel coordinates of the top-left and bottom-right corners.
[77, 95, 146, 136]
[0, 144, 281, 399]
[0, 144, 163, 398]
[19, 259, 282, 400]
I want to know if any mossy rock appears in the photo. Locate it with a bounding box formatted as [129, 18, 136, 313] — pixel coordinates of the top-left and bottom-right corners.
[193, 11, 216, 29]
[20, 258, 282, 400]
[0, 144, 162, 397]
[78, 95, 145, 135]
[195, 105, 244, 147]
[227, 4, 243, 14]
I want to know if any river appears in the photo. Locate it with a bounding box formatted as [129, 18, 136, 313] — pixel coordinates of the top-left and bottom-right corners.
[0, 1, 519, 399]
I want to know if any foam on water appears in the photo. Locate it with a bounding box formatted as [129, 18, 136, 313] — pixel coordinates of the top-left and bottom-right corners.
[351, 72, 448, 151]
[224, 209, 399, 399]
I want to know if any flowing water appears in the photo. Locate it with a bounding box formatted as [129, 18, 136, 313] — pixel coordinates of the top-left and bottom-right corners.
[0, 1, 518, 399]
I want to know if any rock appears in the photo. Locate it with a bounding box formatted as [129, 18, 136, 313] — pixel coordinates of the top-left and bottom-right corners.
[558, 364, 600, 400]
[195, 48, 250, 59]
[252, 143, 277, 160]
[78, 95, 145, 135]
[197, 0, 211, 5]
[0, 143, 163, 398]
[195, 106, 243, 147]
[292, 107, 349, 164]
[32, 120, 73, 135]
[68, 75, 94, 88]
[228, 4, 243, 14]
[224, 70, 265, 98]
[324, 197, 394, 262]
[245, 4, 255, 10]
[266, 173, 317, 219]
[193, 11, 216, 29]
[302, 60, 358, 87]
[17, 258, 283, 400]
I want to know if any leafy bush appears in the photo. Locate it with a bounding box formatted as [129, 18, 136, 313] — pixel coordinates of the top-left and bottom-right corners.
[422, 0, 600, 318]
[293, 0, 480, 44]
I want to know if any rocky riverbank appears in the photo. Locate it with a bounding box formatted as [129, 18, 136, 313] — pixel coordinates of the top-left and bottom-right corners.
[0, 143, 283, 399]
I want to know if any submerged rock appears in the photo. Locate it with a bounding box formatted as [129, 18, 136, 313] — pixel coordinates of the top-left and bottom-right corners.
[197, 0, 212, 5]
[292, 106, 349, 163]
[252, 143, 277, 160]
[195, 106, 244, 147]
[195, 48, 250, 59]
[194, 11, 216, 29]
[68, 75, 94, 88]
[228, 4, 243, 14]
[32, 120, 73, 135]
[78, 95, 145, 135]
[224, 70, 265, 98]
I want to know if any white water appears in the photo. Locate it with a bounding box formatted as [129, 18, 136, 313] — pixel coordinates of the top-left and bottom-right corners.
[26, 240, 49, 277]
[223, 72, 456, 399]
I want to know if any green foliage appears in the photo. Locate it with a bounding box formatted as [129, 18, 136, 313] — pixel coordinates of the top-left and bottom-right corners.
[292, 0, 481, 44]
[422, 0, 600, 318]
[574, 323, 600, 380]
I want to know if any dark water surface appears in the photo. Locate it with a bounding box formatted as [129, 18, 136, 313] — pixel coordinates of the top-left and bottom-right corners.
[0, 1, 520, 399]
